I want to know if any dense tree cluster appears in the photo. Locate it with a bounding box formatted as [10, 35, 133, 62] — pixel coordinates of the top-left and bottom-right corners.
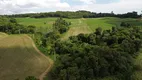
[49, 26, 142, 80]
[117, 12, 139, 18]
[120, 22, 131, 27]
[53, 18, 71, 34]
[0, 17, 36, 34]
[5, 11, 140, 19]
[34, 18, 70, 55]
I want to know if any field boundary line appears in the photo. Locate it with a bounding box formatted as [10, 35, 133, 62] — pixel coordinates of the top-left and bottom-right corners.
[25, 35, 54, 80]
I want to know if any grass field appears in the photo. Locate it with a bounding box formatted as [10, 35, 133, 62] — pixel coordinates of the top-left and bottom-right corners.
[85, 18, 113, 32]
[0, 33, 50, 80]
[16, 17, 57, 27]
[16, 18, 57, 33]
[61, 18, 93, 40]
[16, 17, 142, 39]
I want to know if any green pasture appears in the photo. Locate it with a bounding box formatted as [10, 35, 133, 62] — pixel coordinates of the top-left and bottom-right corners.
[16, 17, 142, 39]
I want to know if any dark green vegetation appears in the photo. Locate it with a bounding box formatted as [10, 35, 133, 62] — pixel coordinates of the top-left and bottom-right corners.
[0, 16, 35, 34]
[49, 26, 142, 80]
[53, 18, 71, 34]
[6, 10, 140, 19]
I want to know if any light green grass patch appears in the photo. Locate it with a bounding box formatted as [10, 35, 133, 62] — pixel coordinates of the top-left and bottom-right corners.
[85, 18, 115, 32]
[62, 18, 92, 40]
[16, 17, 57, 33]
[16, 17, 56, 27]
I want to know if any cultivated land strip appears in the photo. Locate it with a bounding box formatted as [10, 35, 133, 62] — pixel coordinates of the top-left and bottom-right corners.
[0, 34, 52, 80]
[25, 35, 54, 80]
[62, 19, 92, 40]
[0, 32, 8, 40]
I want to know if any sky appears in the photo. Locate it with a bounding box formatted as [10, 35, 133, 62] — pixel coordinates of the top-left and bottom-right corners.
[0, 0, 142, 15]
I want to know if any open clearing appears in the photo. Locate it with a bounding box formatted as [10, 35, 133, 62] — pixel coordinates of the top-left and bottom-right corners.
[0, 33, 52, 80]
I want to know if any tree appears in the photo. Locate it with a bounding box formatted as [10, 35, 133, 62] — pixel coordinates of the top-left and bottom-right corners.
[95, 27, 102, 35]
[9, 18, 17, 23]
[53, 18, 71, 34]
[27, 25, 36, 34]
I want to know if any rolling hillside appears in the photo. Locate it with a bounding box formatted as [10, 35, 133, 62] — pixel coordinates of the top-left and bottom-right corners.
[0, 33, 52, 80]
[16, 17, 142, 39]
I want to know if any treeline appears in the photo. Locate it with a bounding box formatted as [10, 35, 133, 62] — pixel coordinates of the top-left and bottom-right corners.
[48, 26, 142, 80]
[5, 10, 140, 19]
[0, 16, 36, 34]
